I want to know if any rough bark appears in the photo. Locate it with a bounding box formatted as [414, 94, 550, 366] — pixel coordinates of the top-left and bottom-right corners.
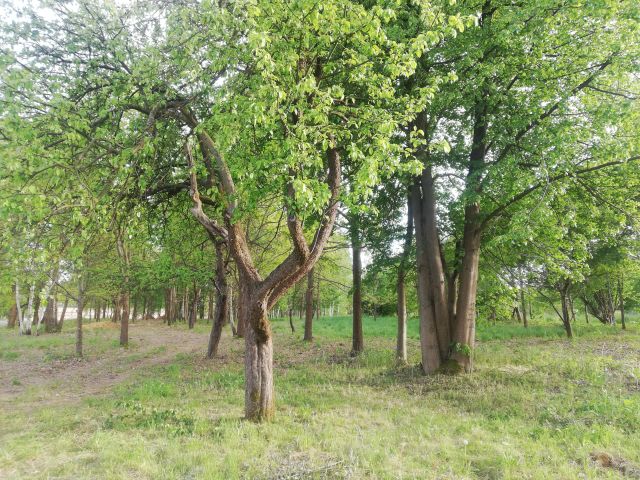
[520, 281, 528, 328]
[450, 203, 482, 372]
[411, 184, 441, 373]
[304, 268, 314, 342]
[350, 218, 364, 355]
[207, 241, 229, 359]
[396, 194, 413, 364]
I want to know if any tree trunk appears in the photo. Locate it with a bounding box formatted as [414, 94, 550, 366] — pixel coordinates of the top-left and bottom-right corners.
[396, 194, 413, 364]
[131, 296, 138, 324]
[188, 284, 199, 329]
[420, 168, 451, 358]
[208, 291, 215, 322]
[243, 290, 274, 422]
[31, 285, 42, 334]
[304, 268, 314, 341]
[43, 296, 57, 333]
[15, 281, 23, 333]
[76, 277, 86, 357]
[411, 185, 441, 373]
[207, 242, 229, 358]
[59, 296, 68, 329]
[8, 283, 18, 328]
[618, 276, 625, 330]
[120, 292, 129, 346]
[560, 286, 573, 338]
[288, 307, 295, 333]
[450, 203, 482, 373]
[350, 219, 364, 355]
[519, 278, 528, 328]
[22, 284, 35, 335]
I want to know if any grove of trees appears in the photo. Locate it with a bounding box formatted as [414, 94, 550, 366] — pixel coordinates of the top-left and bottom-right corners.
[1, 0, 638, 422]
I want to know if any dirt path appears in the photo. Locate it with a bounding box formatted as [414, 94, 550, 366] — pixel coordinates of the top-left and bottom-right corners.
[0, 322, 211, 407]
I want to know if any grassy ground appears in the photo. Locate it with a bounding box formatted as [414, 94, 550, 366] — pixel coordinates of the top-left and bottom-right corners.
[0, 314, 639, 479]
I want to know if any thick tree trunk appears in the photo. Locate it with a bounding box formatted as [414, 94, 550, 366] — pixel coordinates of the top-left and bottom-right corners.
[411, 185, 441, 373]
[420, 168, 450, 358]
[120, 292, 129, 346]
[207, 291, 215, 322]
[207, 242, 229, 358]
[350, 219, 364, 355]
[450, 204, 482, 373]
[304, 268, 314, 341]
[43, 296, 57, 333]
[241, 284, 274, 422]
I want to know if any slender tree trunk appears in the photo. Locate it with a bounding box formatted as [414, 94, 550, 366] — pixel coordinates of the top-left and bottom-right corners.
[396, 195, 413, 364]
[59, 296, 68, 329]
[288, 307, 295, 333]
[520, 277, 528, 328]
[618, 276, 625, 330]
[131, 296, 138, 324]
[31, 285, 42, 334]
[15, 282, 23, 333]
[560, 286, 573, 338]
[350, 218, 364, 355]
[22, 284, 35, 335]
[120, 292, 129, 346]
[8, 283, 18, 328]
[76, 276, 86, 357]
[207, 242, 229, 358]
[304, 268, 314, 341]
[188, 284, 199, 329]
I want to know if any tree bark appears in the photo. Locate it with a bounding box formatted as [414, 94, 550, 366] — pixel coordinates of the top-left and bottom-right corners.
[411, 184, 441, 373]
[59, 296, 68, 329]
[519, 277, 528, 328]
[76, 276, 86, 357]
[304, 268, 314, 341]
[120, 292, 129, 346]
[350, 218, 364, 355]
[450, 203, 482, 372]
[207, 241, 229, 358]
[618, 276, 625, 330]
[396, 194, 413, 364]
[8, 283, 18, 328]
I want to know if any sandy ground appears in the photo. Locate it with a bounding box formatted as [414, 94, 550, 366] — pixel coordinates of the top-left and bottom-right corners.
[0, 322, 210, 408]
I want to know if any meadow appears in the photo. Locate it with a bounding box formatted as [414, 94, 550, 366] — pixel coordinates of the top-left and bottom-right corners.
[1, 314, 639, 479]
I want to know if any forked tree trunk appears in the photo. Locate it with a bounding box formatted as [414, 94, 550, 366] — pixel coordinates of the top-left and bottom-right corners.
[120, 292, 129, 346]
[350, 219, 364, 355]
[420, 168, 450, 358]
[303, 268, 314, 341]
[207, 242, 229, 358]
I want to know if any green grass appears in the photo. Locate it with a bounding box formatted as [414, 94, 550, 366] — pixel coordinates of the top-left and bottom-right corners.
[0, 314, 638, 479]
